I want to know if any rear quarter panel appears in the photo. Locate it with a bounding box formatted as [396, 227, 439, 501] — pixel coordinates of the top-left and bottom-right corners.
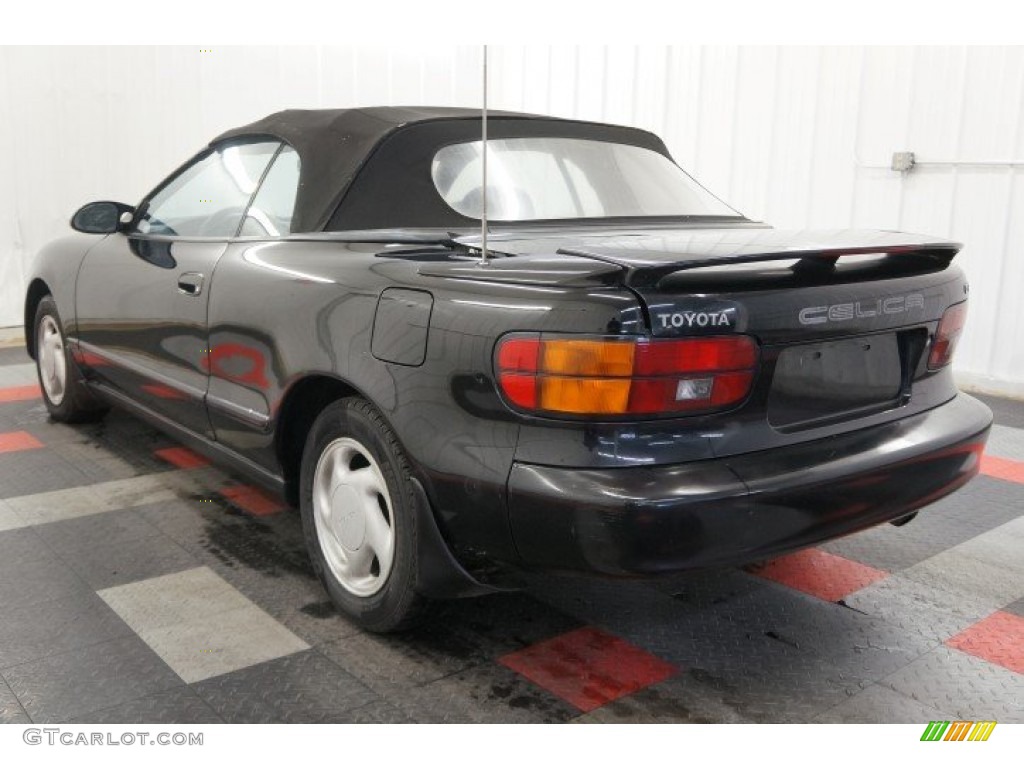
[206, 240, 644, 567]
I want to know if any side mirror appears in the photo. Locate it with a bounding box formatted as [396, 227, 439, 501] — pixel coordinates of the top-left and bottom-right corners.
[70, 201, 135, 234]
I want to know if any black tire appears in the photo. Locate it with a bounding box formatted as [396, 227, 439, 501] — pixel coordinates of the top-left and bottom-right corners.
[33, 295, 108, 423]
[299, 397, 430, 632]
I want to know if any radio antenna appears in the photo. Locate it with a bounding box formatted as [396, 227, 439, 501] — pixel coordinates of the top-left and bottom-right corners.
[480, 44, 489, 265]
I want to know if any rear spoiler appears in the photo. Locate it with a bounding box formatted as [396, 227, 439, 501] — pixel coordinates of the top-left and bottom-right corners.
[556, 241, 962, 289]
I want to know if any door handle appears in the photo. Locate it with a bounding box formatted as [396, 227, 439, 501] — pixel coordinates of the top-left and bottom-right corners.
[177, 272, 204, 297]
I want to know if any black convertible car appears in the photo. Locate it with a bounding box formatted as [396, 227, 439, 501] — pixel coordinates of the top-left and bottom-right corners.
[25, 107, 992, 631]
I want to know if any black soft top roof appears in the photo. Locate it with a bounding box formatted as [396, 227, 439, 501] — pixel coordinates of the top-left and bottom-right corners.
[211, 107, 670, 233]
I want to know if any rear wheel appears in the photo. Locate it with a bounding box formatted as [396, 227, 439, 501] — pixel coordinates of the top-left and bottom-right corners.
[33, 295, 107, 423]
[299, 397, 429, 632]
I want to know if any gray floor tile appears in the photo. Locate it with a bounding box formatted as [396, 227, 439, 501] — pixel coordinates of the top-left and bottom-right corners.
[716, 587, 938, 681]
[844, 573, 999, 643]
[0, 528, 92, 610]
[192, 649, 378, 723]
[69, 686, 224, 724]
[2, 635, 181, 722]
[985, 424, 1024, 461]
[0, 450, 91, 499]
[574, 676, 748, 724]
[0, 498, 25, 533]
[340, 698, 415, 724]
[0, 352, 1022, 726]
[399, 662, 579, 724]
[1002, 597, 1024, 618]
[69, 536, 199, 591]
[814, 682, 946, 723]
[880, 646, 1024, 723]
[0, 674, 30, 724]
[319, 627, 490, 694]
[974, 393, 1024, 431]
[821, 476, 1024, 571]
[0, 591, 133, 669]
[321, 590, 580, 697]
[34, 507, 170, 553]
[271, 598, 365, 647]
[34, 508, 200, 589]
[0, 347, 29, 366]
[0, 363, 36, 387]
[901, 543, 1023, 607]
[650, 567, 772, 608]
[47, 442, 143, 484]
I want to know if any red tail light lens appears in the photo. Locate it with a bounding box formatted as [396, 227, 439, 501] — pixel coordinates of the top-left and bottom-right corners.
[495, 334, 759, 417]
[928, 301, 967, 371]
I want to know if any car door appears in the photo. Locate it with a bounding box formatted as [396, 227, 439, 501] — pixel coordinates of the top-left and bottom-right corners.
[204, 144, 301, 448]
[74, 140, 282, 437]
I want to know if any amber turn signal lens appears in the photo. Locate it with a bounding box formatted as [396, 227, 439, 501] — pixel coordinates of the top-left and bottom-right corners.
[495, 334, 759, 417]
[541, 339, 635, 377]
[928, 301, 967, 371]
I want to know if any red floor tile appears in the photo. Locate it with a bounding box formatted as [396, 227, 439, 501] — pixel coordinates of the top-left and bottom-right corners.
[980, 454, 1024, 485]
[498, 626, 678, 712]
[946, 611, 1024, 675]
[0, 430, 44, 454]
[0, 384, 41, 403]
[219, 484, 287, 516]
[747, 547, 889, 601]
[154, 446, 211, 469]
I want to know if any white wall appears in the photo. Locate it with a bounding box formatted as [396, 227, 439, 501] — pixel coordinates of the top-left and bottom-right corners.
[1, 46, 1022, 394]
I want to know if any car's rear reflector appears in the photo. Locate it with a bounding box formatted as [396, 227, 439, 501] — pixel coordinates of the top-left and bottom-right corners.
[495, 334, 759, 417]
[928, 301, 968, 371]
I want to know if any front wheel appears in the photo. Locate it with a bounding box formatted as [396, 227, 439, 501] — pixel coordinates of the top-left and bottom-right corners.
[33, 295, 107, 423]
[299, 397, 429, 632]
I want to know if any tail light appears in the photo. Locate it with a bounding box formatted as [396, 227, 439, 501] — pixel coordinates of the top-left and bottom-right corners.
[495, 334, 759, 417]
[928, 301, 967, 370]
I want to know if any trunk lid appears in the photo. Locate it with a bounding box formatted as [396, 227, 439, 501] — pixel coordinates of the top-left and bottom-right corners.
[430, 225, 967, 435]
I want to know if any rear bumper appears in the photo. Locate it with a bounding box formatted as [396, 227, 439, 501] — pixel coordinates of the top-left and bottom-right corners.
[506, 394, 992, 575]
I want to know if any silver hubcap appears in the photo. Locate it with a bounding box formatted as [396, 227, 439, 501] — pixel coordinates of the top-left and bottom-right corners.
[312, 437, 395, 597]
[38, 315, 67, 406]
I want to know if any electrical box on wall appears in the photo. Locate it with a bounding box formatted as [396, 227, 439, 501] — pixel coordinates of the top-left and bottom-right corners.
[891, 152, 916, 172]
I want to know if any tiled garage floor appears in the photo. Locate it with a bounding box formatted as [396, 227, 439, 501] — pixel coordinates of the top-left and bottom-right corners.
[0, 344, 1021, 724]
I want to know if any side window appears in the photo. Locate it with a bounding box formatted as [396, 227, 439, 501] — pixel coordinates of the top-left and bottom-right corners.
[240, 146, 301, 237]
[137, 141, 280, 238]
